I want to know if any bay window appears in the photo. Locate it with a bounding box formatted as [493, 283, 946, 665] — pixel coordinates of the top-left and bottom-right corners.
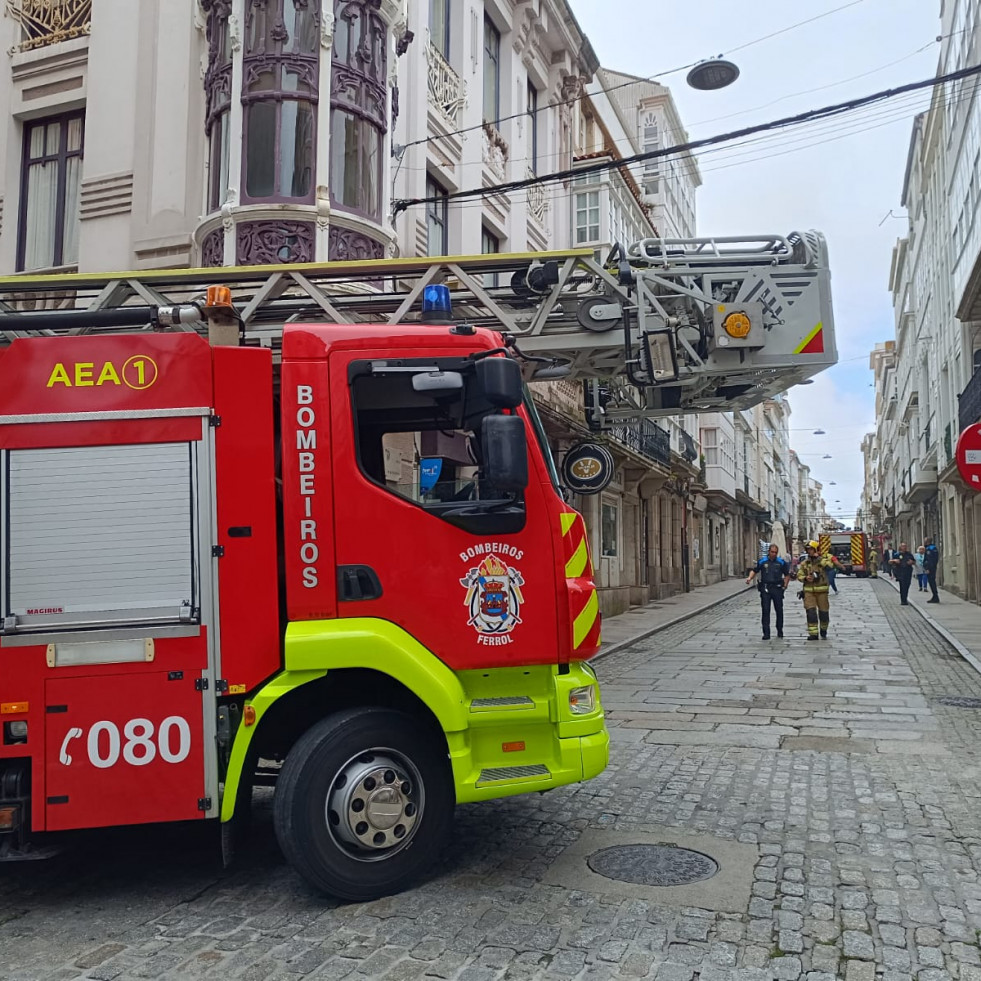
[330, 0, 388, 222]
[242, 0, 319, 204]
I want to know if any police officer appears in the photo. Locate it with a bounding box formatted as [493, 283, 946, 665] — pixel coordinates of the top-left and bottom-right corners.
[796, 540, 844, 640]
[746, 544, 791, 640]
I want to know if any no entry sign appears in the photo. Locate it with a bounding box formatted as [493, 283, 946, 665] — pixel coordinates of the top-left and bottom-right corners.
[956, 423, 981, 490]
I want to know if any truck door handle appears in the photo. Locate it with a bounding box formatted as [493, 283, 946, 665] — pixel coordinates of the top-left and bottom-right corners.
[337, 565, 383, 601]
[227, 526, 252, 538]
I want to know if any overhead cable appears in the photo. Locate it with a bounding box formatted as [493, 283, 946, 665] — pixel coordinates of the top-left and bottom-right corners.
[393, 63, 981, 216]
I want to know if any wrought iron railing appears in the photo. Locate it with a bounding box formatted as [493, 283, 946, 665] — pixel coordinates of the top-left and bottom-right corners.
[959, 366, 981, 432]
[426, 39, 466, 125]
[6, 0, 90, 51]
[608, 419, 671, 466]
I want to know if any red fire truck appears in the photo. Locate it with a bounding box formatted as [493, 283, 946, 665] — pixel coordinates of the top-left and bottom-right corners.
[0, 287, 607, 900]
[0, 233, 836, 898]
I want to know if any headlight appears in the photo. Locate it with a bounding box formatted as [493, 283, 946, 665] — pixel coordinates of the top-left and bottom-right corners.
[569, 685, 596, 715]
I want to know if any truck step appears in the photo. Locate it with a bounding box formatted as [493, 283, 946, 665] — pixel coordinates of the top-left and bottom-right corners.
[469, 696, 535, 711]
[476, 763, 550, 787]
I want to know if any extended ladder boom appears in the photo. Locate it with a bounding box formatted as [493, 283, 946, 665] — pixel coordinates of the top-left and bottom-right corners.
[0, 231, 835, 418]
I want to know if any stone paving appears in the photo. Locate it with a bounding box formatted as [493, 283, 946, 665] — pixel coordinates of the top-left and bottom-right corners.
[5, 578, 981, 980]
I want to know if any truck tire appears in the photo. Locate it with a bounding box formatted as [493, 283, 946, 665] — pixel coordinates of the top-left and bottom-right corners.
[273, 708, 453, 900]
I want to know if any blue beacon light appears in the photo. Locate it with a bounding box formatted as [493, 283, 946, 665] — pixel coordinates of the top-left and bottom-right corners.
[422, 284, 453, 323]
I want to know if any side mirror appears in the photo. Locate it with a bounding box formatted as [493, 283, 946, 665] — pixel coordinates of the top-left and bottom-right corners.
[481, 414, 528, 491]
[475, 357, 522, 409]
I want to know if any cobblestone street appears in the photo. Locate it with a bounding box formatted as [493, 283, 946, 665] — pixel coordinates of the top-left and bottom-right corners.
[5, 578, 981, 981]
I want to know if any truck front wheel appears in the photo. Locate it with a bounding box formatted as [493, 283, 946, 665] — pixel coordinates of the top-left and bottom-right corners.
[273, 708, 453, 900]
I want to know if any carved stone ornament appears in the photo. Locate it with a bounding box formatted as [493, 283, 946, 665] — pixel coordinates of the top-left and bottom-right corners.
[237, 219, 315, 264]
[327, 225, 384, 262]
[201, 228, 225, 268]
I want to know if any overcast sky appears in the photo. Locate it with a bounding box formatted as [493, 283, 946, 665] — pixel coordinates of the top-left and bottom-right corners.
[572, 0, 941, 527]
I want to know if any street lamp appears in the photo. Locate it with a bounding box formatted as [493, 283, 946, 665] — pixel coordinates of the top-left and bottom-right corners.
[687, 57, 740, 91]
[813, 429, 826, 435]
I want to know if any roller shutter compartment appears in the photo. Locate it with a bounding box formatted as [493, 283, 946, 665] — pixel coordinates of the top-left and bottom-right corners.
[1, 442, 199, 634]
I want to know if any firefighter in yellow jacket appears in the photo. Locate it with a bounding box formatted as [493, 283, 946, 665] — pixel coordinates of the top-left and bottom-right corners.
[796, 540, 844, 640]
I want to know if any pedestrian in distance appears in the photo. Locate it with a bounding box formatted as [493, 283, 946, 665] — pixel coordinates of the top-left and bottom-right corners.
[796, 540, 843, 640]
[923, 537, 940, 602]
[746, 544, 791, 640]
[890, 542, 916, 605]
[883, 546, 896, 578]
[914, 545, 928, 591]
[827, 559, 839, 595]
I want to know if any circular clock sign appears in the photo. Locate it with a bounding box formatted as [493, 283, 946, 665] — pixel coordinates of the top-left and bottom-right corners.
[561, 442, 615, 495]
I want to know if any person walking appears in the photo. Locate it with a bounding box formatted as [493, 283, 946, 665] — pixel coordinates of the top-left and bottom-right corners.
[923, 537, 940, 602]
[796, 540, 842, 640]
[883, 546, 896, 578]
[914, 545, 928, 591]
[890, 542, 916, 605]
[827, 559, 839, 595]
[746, 544, 791, 640]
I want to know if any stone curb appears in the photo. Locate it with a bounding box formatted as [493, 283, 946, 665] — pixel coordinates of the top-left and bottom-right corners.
[879, 574, 981, 677]
[594, 584, 756, 662]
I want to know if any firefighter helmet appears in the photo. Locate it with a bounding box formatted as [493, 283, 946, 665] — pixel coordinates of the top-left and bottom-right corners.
[806, 540, 820, 550]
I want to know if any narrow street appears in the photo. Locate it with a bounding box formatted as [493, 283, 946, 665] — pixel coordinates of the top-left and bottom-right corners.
[5, 578, 981, 981]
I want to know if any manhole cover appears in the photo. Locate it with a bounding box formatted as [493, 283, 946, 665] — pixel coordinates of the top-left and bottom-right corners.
[587, 844, 719, 886]
[938, 696, 981, 708]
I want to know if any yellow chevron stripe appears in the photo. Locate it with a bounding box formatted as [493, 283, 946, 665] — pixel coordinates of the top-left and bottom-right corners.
[794, 322, 823, 355]
[572, 591, 599, 649]
[560, 512, 577, 535]
[851, 539, 863, 564]
[566, 537, 589, 579]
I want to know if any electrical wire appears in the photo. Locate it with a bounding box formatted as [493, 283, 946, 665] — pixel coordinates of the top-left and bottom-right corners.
[392, 63, 981, 215]
[397, 0, 873, 154]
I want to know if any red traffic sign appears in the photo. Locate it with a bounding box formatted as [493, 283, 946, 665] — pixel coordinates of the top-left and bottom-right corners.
[956, 423, 981, 490]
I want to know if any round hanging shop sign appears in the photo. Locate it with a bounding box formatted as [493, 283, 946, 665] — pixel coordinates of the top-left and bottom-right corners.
[956, 423, 981, 491]
[561, 442, 615, 495]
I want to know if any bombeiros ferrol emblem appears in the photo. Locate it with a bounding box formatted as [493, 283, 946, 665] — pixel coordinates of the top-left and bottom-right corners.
[460, 552, 525, 646]
[561, 442, 614, 495]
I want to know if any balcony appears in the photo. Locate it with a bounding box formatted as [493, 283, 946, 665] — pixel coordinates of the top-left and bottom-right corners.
[608, 420, 671, 467]
[426, 40, 466, 126]
[959, 367, 981, 431]
[907, 460, 938, 503]
[6, 0, 90, 51]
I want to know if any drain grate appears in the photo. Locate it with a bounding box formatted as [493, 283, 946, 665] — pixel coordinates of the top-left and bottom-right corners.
[937, 695, 981, 708]
[587, 844, 719, 886]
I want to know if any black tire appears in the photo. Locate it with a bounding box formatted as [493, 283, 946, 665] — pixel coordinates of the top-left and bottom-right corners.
[273, 708, 453, 901]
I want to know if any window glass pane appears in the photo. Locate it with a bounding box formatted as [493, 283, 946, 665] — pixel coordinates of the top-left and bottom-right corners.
[430, 0, 450, 57]
[285, 2, 318, 53]
[28, 124, 45, 159]
[483, 16, 500, 120]
[358, 123, 381, 217]
[210, 111, 230, 211]
[527, 83, 538, 173]
[62, 153, 82, 265]
[246, 102, 277, 198]
[24, 160, 58, 269]
[601, 503, 618, 557]
[330, 109, 358, 208]
[280, 100, 314, 198]
[66, 116, 83, 153]
[426, 178, 447, 255]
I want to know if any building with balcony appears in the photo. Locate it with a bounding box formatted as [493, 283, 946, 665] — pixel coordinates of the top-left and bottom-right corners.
[865, 2, 981, 604]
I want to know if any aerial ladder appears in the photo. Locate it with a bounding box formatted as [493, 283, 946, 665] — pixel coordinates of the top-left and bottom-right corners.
[0, 230, 835, 418]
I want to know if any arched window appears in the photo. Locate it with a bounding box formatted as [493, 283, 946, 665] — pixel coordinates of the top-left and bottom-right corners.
[330, 0, 387, 222]
[241, 0, 319, 204]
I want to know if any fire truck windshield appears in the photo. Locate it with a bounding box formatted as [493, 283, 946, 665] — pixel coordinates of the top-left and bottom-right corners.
[522, 386, 561, 491]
